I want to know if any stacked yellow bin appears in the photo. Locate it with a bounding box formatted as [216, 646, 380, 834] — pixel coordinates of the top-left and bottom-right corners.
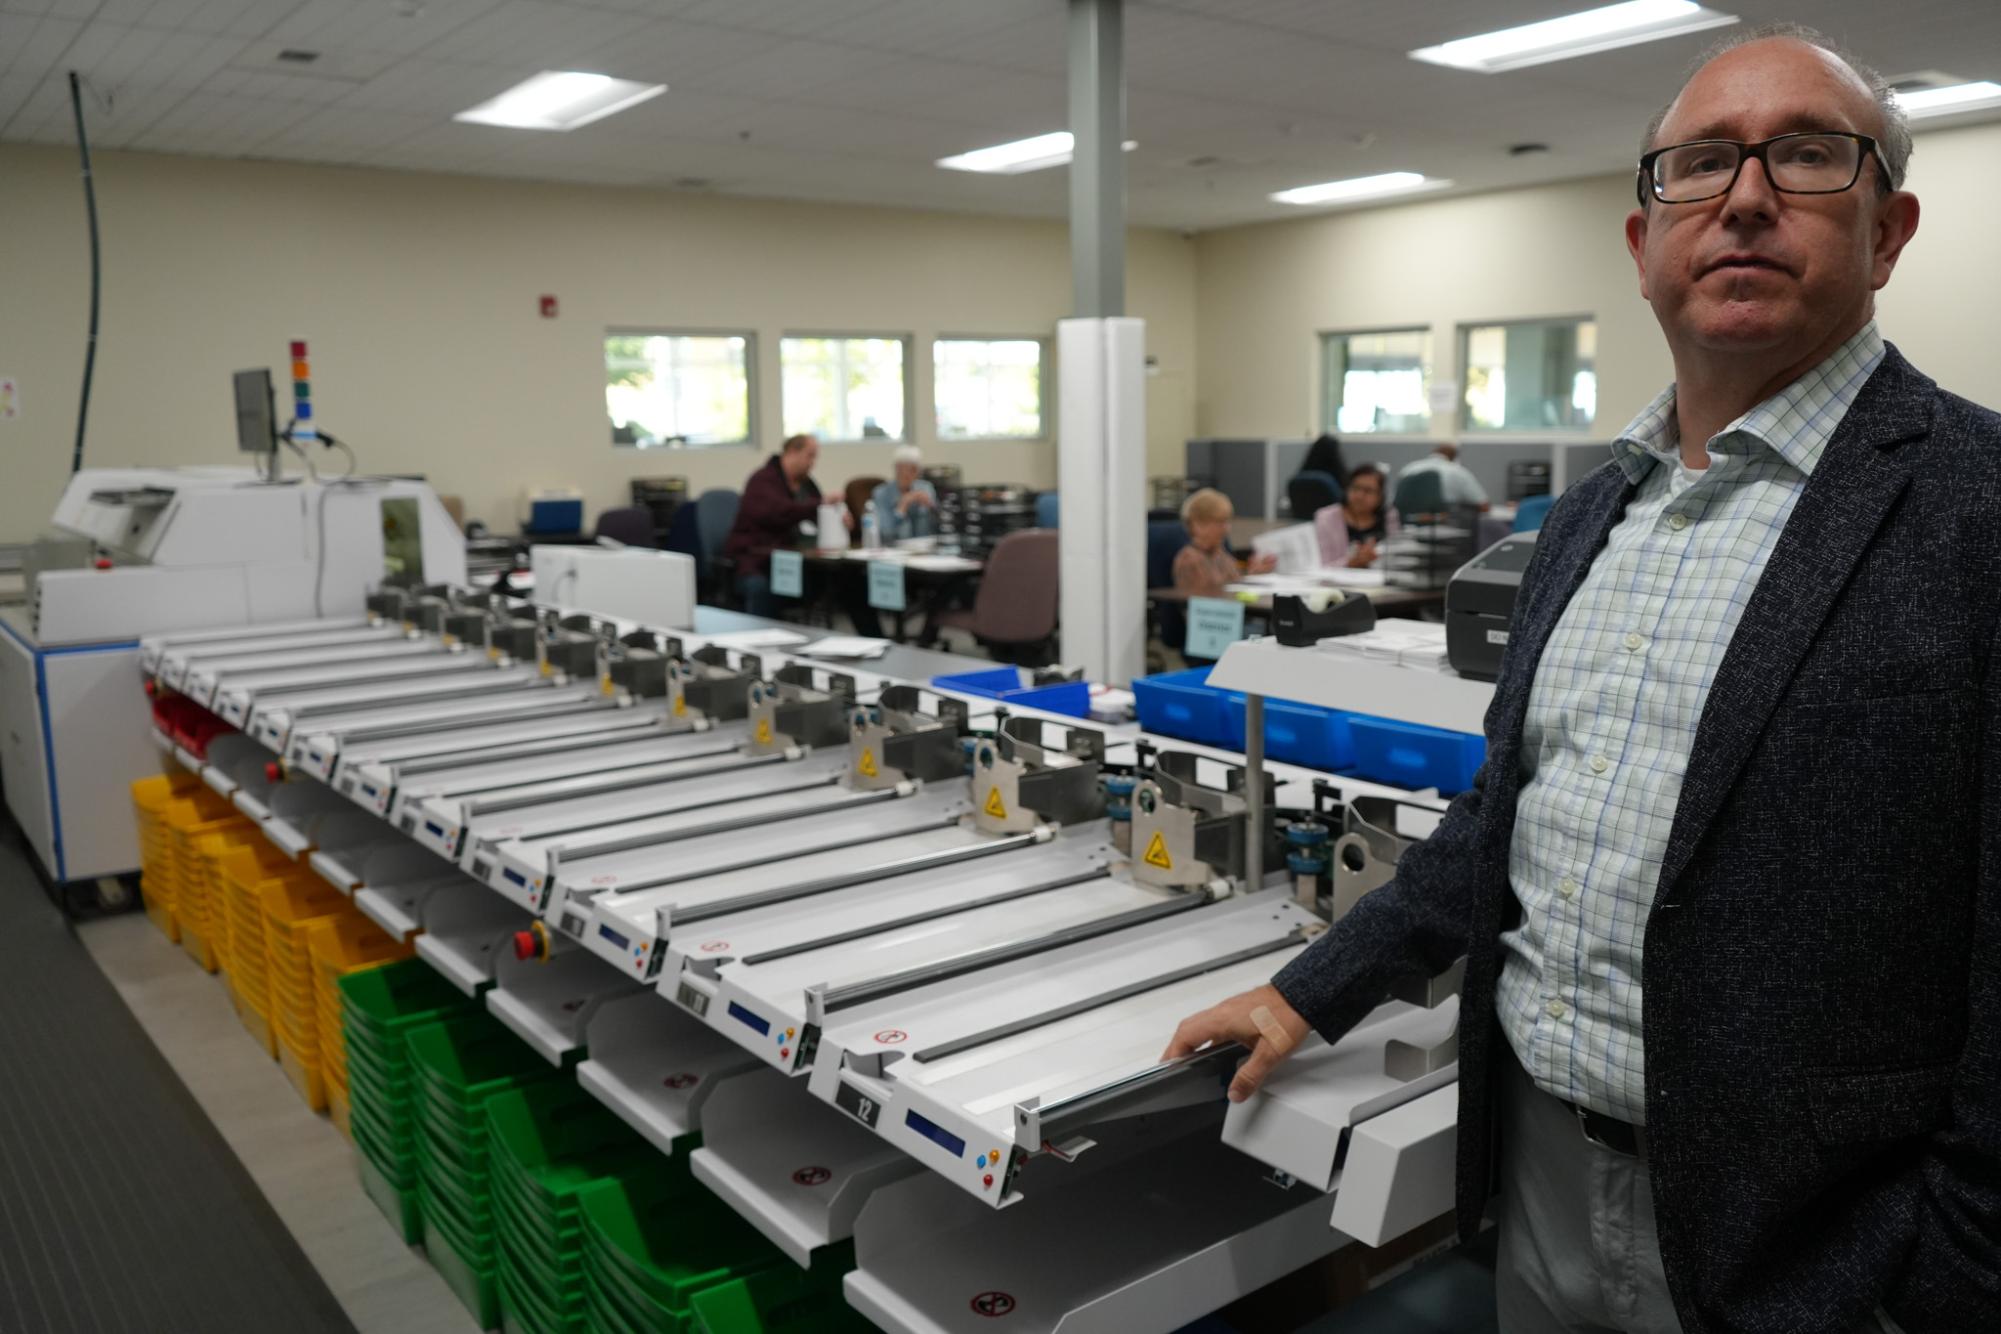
[221, 845, 323, 1057]
[309, 916, 415, 1138]
[167, 805, 258, 973]
[130, 773, 206, 941]
[208, 839, 295, 975]
[264, 877, 354, 1111]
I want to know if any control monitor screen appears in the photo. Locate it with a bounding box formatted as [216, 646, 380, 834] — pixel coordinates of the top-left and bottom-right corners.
[233, 368, 277, 454]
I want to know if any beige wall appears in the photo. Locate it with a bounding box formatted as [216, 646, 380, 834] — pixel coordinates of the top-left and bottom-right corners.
[0, 143, 1197, 542]
[1194, 119, 2001, 451]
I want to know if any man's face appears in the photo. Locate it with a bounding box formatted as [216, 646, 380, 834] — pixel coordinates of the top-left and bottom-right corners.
[1625, 39, 1917, 360]
[895, 461, 919, 489]
[788, 436, 819, 480]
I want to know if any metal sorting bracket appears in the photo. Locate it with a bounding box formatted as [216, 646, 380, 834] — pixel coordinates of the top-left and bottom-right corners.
[746, 665, 855, 754]
[683, 645, 756, 722]
[599, 627, 688, 711]
[537, 610, 600, 681]
[1332, 794, 1416, 923]
[1129, 750, 1276, 890]
[848, 685, 970, 790]
[483, 601, 540, 664]
[1384, 958, 1465, 1081]
[972, 715, 1107, 833]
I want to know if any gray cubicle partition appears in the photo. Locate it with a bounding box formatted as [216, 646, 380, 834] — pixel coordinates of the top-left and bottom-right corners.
[1186, 437, 1613, 515]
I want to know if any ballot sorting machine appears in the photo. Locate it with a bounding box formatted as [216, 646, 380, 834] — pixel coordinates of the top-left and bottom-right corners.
[139, 584, 1466, 1333]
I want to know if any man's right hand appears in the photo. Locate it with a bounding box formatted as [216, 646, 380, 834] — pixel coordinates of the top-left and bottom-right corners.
[1163, 983, 1312, 1103]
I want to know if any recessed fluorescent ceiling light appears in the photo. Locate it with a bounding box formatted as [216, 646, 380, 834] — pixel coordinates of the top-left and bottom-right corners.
[1893, 81, 2001, 119]
[1411, 0, 1737, 73]
[937, 131, 1137, 174]
[1271, 172, 1448, 206]
[454, 71, 665, 131]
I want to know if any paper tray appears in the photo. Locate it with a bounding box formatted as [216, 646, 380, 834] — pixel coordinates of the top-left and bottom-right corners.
[574, 990, 761, 1158]
[689, 1068, 920, 1266]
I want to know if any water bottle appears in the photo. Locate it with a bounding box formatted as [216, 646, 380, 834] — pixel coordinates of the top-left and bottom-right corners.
[862, 506, 881, 551]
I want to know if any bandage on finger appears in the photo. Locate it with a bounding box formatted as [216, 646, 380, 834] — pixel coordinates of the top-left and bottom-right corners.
[1248, 1004, 1295, 1056]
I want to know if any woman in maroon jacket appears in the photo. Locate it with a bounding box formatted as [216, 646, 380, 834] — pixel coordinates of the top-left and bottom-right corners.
[722, 433, 829, 615]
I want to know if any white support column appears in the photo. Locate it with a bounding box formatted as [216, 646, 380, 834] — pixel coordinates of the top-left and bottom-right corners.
[1058, 316, 1147, 685]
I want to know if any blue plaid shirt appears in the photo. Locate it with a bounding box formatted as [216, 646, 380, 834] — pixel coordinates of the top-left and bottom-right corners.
[1496, 321, 1887, 1123]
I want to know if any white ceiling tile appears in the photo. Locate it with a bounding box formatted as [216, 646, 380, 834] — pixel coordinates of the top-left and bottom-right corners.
[3, 0, 1999, 229]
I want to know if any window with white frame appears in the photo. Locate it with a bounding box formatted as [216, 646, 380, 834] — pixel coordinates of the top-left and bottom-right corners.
[1320, 329, 1432, 434]
[1459, 318, 1597, 432]
[780, 335, 908, 442]
[604, 332, 753, 447]
[934, 337, 1045, 440]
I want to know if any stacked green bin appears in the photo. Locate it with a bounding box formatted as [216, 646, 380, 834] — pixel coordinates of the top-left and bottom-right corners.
[340, 959, 478, 1245]
[408, 1014, 561, 1329]
[577, 1177, 870, 1333]
[488, 1082, 670, 1334]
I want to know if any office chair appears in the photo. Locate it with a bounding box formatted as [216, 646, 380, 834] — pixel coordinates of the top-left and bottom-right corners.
[1145, 518, 1191, 653]
[662, 503, 704, 582]
[1287, 470, 1342, 521]
[1512, 494, 1555, 532]
[592, 506, 657, 548]
[844, 477, 884, 541]
[694, 488, 740, 603]
[1392, 469, 1448, 523]
[932, 530, 1061, 664]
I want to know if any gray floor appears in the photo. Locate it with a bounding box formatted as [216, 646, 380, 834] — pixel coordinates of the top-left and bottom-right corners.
[0, 829, 367, 1333]
[59, 875, 478, 1333]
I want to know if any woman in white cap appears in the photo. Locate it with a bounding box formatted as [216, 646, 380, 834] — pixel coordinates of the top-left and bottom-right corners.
[870, 445, 939, 543]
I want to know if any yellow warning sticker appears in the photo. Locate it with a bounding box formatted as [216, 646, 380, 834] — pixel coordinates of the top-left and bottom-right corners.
[755, 717, 773, 745]
[673, 694, 687, 717]
[858, 748, 878, 778]
[983, 786, 1008, 820]
[1143, 831, 1174, 870]
[539, 660, 553, 678]
[601, 674, 615, 696]
[488, 647, 502, 661]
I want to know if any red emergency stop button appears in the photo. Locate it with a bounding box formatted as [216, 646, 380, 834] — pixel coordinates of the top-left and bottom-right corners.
[265, 762, 282, 782]
[93, 558, 112, 570]
[514, 930, 539, 961]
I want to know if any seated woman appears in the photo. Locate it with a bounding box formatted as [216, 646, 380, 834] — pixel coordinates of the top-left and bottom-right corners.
[1172, 488, 1276, 598]
[869, 445, 939, 543]
[1312, 463, 1397, 568]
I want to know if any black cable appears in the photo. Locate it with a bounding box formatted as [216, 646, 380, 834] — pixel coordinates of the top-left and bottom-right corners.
[68, 71, 101, 476]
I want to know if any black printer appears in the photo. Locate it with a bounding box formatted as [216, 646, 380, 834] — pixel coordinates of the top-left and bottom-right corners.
[1445, 531, 1538, 681]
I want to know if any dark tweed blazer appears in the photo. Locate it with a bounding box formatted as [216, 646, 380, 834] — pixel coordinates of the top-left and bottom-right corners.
[1273, 345, 2001, 1334]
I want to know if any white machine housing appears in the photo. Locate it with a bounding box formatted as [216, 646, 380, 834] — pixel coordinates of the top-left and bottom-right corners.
[1, 466, 465, 885]
[33, 466, 466, 644]
[528, 545, 696, 630]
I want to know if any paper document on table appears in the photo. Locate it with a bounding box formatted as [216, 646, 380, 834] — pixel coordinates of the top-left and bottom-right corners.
[704, 629, 809, 649]
[1318, 621, 1449, 668]
[1251, 523, 1322, 574]
[1321, 568, 1386, 589]
[794, 636, 892, 660]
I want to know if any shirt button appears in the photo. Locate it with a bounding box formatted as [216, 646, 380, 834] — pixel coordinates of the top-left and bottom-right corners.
[1546, 999, 1567, 1019]
[1559, 878, 1579, 899]
[1589, 754, 1610, 774]
[1623, 632, 1645, 652]
[1667, 512, 1690, 531]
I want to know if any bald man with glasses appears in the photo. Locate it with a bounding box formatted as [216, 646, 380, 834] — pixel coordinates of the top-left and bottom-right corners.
[1168, 24, 1999, 1334]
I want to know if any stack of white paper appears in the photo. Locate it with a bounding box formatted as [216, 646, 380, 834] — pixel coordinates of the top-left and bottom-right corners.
[1317, 621, 1450, 669]
[794, 635, 892, 660]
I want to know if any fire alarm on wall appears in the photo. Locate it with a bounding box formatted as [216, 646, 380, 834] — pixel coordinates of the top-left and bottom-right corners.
[539, 295, 559, 318]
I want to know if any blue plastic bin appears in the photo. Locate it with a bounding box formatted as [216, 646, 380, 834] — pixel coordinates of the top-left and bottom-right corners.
[1130, 668, 1237, 747]
[932, 668, 1090, 719]
[1222, 695, 1355, 771]
[1347, 716, 1486, 795]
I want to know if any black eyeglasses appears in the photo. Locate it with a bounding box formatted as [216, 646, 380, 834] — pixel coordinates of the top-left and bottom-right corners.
[1636, 131, 1890, 205]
